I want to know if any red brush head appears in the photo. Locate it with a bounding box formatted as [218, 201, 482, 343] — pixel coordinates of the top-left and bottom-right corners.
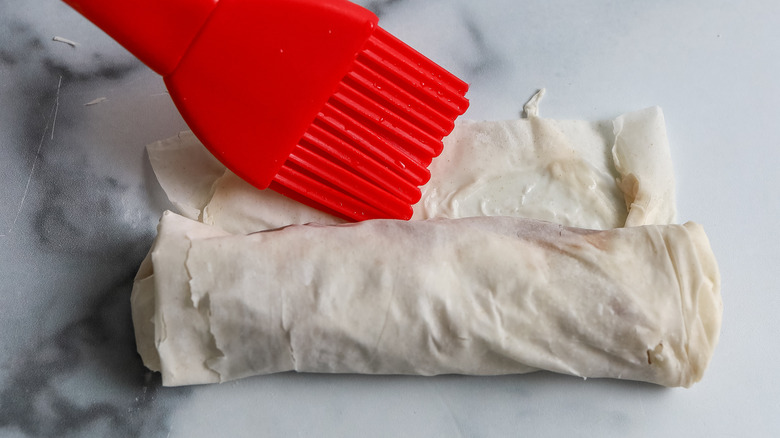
[165, 0, 380, 190]
[63, 0, 469, 221]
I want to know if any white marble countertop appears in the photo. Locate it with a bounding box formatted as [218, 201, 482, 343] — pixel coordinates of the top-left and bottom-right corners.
[1, 0, 778, 436]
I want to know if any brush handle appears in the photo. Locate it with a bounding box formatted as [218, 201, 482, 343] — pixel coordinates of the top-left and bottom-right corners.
[61, 0, 219, 75]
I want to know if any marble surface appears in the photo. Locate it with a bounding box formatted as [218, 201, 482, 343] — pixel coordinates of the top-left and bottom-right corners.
[1, 0, 778, 436]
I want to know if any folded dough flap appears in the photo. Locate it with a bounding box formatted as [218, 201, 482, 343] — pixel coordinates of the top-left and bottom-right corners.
[134, 212, 721, 387]
[612, 106, 676, 227]
[146, 92, 677, 233]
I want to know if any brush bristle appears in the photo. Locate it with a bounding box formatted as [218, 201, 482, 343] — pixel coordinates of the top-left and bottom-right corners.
[272, 26, 469, 221]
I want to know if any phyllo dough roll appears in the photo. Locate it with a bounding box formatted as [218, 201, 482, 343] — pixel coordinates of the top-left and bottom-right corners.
[132, 212, 721, 387]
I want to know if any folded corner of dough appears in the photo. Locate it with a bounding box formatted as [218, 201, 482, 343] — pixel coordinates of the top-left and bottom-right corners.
[131, 211, 229, 386]
[618, 221, 722, 387]
[133, 213, 721, 388]
[672, 222, 723, 387]
[612, 106, 677, 227]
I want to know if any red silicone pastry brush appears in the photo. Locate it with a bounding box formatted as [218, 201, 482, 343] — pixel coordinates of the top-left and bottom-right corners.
[62, 0, 469, 221]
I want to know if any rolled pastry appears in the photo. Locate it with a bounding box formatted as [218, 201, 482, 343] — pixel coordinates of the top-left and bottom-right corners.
[133, 212, 721, 387]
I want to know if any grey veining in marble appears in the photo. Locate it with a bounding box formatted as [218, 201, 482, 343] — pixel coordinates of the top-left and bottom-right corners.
[2, 0, 779, 437]
[1, 2, 189, 436]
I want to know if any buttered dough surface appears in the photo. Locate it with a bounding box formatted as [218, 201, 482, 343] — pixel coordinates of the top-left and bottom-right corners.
[147, 90, 676, 233]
